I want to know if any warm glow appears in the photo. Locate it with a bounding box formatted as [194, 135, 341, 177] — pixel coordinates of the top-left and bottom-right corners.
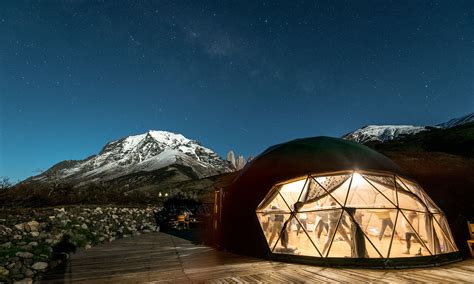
[280, 179, 306, 194]
[351, 172, 364, 186]
[255, 171, 457, 259]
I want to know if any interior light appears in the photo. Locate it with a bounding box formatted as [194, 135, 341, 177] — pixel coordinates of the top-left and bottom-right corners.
[280, 179, 306, 193]
[352, 172, 364, 186]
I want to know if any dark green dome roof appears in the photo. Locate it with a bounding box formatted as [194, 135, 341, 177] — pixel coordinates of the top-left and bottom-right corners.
[235, 136, 407, 186]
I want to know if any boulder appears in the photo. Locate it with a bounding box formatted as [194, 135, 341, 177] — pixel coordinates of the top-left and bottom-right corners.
[30, 232, 39, 237]
[14, 277, 32, 284]
[31, 262, 48, 271]
[1, 242, 12, 248]
[81, 224, 88, 230]
[19, 245, 32, 252]
[0, 225, 12, 235]
[0, 266, 9, 276]
[7, 261, 21, 270]
[26, 221, 39, 232]
[14, 224, 25, 231]
[23, 268, 34, 278]
[15, 252, 33, 259]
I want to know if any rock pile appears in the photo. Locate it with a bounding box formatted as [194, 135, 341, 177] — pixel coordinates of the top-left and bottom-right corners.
[0, 206, 157, 283]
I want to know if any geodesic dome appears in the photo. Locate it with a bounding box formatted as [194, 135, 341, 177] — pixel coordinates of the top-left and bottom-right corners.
[256, 171, 457, 260]
[219, 137, 460, 267]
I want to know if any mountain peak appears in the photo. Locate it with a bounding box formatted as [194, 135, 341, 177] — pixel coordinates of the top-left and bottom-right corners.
[22, 130, 232, 188]
[343, 112, 474, 144]
[436, 112, 474, 128]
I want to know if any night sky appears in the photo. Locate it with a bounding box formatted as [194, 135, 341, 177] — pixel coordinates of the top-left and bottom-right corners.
[1, 1, 473, 182]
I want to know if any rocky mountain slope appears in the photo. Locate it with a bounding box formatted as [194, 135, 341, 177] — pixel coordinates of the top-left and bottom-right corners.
[343, 112, 473, 143]
[19, 130, 232, 190]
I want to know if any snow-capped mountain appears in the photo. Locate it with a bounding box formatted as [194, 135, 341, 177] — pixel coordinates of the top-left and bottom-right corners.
[342, 125, 429, 144]
[343, 112, 473, 143]
[436, 113, 474, 128]
[22, 130, 232, 188]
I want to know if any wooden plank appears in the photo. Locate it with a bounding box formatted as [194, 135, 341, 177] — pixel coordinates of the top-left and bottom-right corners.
[39, 232, 474, 283]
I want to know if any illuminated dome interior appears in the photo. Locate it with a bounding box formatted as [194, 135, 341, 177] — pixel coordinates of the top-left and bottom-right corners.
[256, 170, 457, 259]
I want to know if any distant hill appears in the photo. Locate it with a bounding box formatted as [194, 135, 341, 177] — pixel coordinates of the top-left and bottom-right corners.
[343, 112, 474, 144]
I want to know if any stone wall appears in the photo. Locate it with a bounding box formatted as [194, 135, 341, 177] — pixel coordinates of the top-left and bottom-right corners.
[0, 206, 157, 283]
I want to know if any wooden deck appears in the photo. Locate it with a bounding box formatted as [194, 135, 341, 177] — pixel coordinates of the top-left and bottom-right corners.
[40, 232, 474, 283]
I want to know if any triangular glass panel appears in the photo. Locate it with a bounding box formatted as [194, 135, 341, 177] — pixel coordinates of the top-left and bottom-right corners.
[278, 178, 307, 211]
[301, 209, 343, 257]
[433, 214, 457, 250]
[299, 177, 325, 203]
[400, 210, 433, 256]
[257, 190, 292, 213]
[432, 214, 457, 253]
[348, 208, 396, 258]
[397, 177, 433, 209]
[363, 174, 397, 207]
[396, 189, 428, 212]
[389, 211, 423, 258]
[299, 193, 342, 212]
[315, 174, 351, 191]
[395, 176, 413, 195]
[284, 213, 322, 257]
[314, 174, 351, 204]
[325, 210, 352, 257]
[386, 211, 411, 258]
[420, 191, 442, 213]
[346, 173, 394, 208]
[256, 212, 292, 252]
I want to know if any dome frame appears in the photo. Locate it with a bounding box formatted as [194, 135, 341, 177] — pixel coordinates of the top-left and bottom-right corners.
[255, 170, 458, 265]
[219, 137, 461, 267]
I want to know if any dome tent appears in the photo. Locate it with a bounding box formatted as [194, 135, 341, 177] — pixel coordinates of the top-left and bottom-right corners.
[219, 137, 460, 267]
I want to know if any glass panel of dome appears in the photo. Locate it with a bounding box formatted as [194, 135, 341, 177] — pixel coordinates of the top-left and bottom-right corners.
[329, 176, 351, 205]
[257, 185, 281, 212]
[284, 213, 322, 257]
[315, 174, 351, 192]
[389, 211, 427, 258]
[432, 214, 457, 253]
[257, 190, 292, 213]
[420, 191, 441, 213]
[295, 209, 339, 257]
[434, 214, 457, 250]
[345, 173, 394, 208]
[342, 208, 384, 258]
[399, 210, 433, 256]
[395, 177, 413, 195]
[313, 174, 351, 204]
[351, 209, 397, 258]
[256, 212, 292, 252]
[300, 177, 326, 203]
[279, 178, 307, 211]
[396, 189, 428, 212]
[364, 174, 396, 189]
[298, 209, 342, 257]
[362, 174, 397, 207]
[299, 193, 342, 212]
[325, 210, 352, 257]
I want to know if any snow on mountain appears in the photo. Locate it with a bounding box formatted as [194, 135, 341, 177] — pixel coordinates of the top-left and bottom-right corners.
[436, 113, 474, 128]
[24, 130, 232, 187]
[343, 112, 474, 144]
[342, 125, 429, 143]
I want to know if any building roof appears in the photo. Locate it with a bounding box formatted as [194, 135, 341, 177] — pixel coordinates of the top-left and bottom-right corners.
[234, 136, 408, 187]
